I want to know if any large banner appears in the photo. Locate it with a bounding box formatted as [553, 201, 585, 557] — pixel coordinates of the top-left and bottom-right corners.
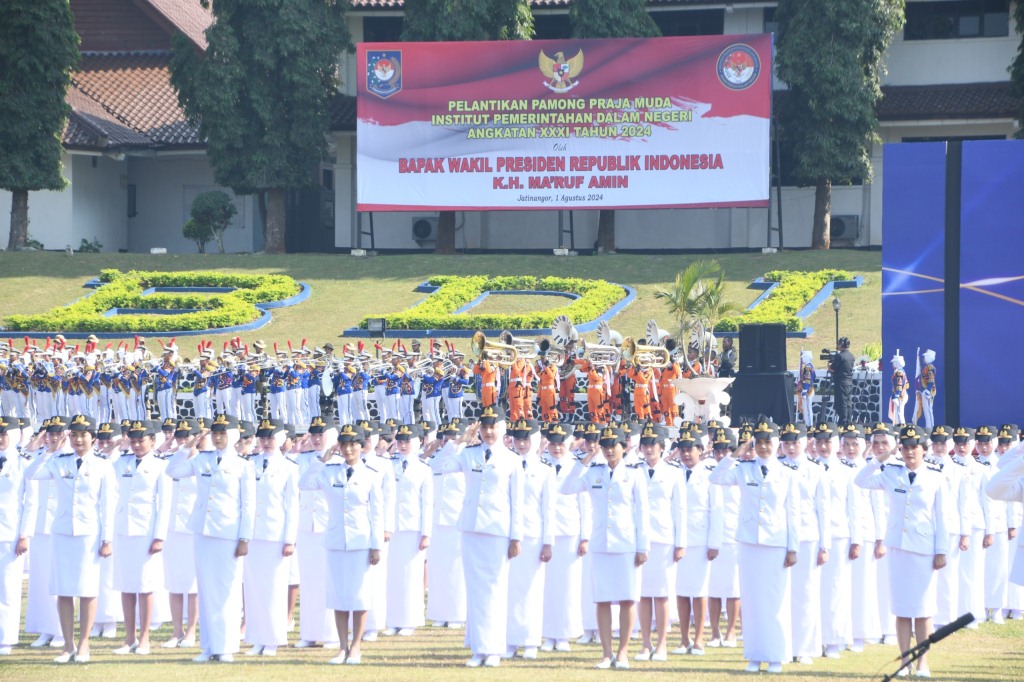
[357, 35, 772, 211]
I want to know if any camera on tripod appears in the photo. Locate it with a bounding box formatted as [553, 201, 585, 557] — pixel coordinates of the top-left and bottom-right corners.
[819, 348, 837, 362]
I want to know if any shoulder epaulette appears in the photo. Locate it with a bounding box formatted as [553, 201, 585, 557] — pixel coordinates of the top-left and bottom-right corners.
[980, 460, 991, 466]
[326, 462, 342, 467]
[808, 457, 823, 466]
[924, 456, 940, 466]
[927, 464, 943, 473]
[626, 462, 641, 469]
[953, 458, 967, 467]
[365, 463, 379, 473]
[56, 452, 73, 458]
[781, 461, 798, 471]
[841, 459, 858, 468]
[537, 459, 553, 468]
[19, 452, 31, 460]
[666, 459, 682, 468]
[589, 462, 607, 468]
[705, 463, 716, 471]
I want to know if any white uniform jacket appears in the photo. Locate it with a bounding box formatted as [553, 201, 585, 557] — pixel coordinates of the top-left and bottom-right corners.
[165, 448, 255, 541]
[547, 457, 591, 540]
[112, 454, 171, 540]
[0, 451, 36, 541]
[26, 450, 116, 542]
[560, 461, 649, 554]
[393, 455, 433, 537]
[784, 454, 832, 551]
[855, 460, 950, 556]
[821, 456, 861, 544]
[682, 461, 722, 550]
[298, 459, 383, 551]
[520, 457, 555, 546]
[642, 459, 687, 548]
[431, 442, 524, 540]
[250, 452, 299, 544]
[295, 450, 329, 533]
[708, 456, 800, 551]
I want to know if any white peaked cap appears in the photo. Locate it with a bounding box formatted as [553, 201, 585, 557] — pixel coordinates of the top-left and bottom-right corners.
[891, 350, 905, 369]
[800, 350, 812, 364]
[922, 349, 936, 363]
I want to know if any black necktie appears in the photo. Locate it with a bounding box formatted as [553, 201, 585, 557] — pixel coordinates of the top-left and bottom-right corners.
[402, 460, 408, 472]
[263, 457, 270, 472]
[216, 455, 222, 465]
[685, 468, 692, 482]
[648, 467, 655, 479]
[0, 456, 5, 472]
[909, 471, 916, 485]
[824, 461, 830, 471]
[522, 459, 527, 470]
[555, 463, 561, 475]
[609, 468, 614, 481]
[76, 457, 83, 470]
[761, 465, 768, 479]
[346, 466, 354, 480]
[485, 448, 492, 462]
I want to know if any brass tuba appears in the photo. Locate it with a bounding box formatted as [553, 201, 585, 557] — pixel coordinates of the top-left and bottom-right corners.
[499, 330, 539, 360]
[579, 339, 621, 367]
[621, 336, 671, 368]
[471, 330, 519, 367]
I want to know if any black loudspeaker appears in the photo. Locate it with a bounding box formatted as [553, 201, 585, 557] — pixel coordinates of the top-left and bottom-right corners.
[729, 373, 796, 426]
[739, 323, 788, 373]
[739, 324, 762, 373]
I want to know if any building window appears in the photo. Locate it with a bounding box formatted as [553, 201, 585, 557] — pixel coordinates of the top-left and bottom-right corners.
[652, 9, 724, 36]
[363, 16, 403, 42]
[904, 0, 1009, 40]
[534, 13, 572, 40]
[763, 7, 778, 35]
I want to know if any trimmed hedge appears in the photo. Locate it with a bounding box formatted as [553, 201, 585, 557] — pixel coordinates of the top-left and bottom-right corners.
[360, 275, 626, 330]
[714, 269, 853, 332]
[5, 270, 301, 332]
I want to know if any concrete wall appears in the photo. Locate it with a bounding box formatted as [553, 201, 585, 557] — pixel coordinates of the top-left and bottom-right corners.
[70, 154, 128, 252]
[126, 154, 255, 253]
[0, 153, 74, 250]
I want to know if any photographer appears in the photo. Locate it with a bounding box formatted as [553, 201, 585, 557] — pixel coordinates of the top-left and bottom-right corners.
[828, 338, 855, 424]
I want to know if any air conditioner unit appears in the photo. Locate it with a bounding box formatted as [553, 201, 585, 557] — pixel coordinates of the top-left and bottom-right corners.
[830, 214, 860, 241]
[411, 216, 438, 246]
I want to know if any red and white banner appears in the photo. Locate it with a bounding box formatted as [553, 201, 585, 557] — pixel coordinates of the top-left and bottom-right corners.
[357, 35, 772, 211]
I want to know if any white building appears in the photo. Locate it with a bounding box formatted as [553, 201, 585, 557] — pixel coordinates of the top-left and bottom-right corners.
[1, 0, 1020, 253]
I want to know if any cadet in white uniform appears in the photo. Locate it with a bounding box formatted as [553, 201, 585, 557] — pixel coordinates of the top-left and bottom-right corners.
[994, 426, 1024, 617]
[868, 424, 898, 643]
[951, 427, 986, 627]
[0, 416, 35, 655]
[166, 413, 255, 663]
[842, 423, 883, 651]
[561, 426, 649, 670]
[356, 419, 395, 642]
[987, 439, 1024, 589]
[244, 419, 299, 656]
[975, 426, 1009, 623]
[634, 423, 685, 663]
[709, 420, 799, 675]
[425, 422, 467, 628]
[159, 418, 201, 648]
[707, 426, 743, 649]
[111, 420, 171, 656]
[292, 417, 339, 648]
[505, 419, 554, 659]
[855, 424, 949, 678]
[673, 427, 722, 656]
[926, 425, 969, 629]
[541, 422, 591, 652]
[26, 415, 116, 664]
[385, 423, 433, 635]
[22, 420, 64, 649]
[427, 407, 524, 668]
[298, 423, 383, 665]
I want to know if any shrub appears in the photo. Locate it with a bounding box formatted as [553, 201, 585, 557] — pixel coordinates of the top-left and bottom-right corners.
[714, 269, 852, 333]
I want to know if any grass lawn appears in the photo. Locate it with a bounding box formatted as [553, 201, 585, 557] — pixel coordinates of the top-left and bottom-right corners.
[4, 611, 1021, 680]
[0, 250, 880, 369]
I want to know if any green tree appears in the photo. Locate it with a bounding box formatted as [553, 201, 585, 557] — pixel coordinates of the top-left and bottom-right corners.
[775, 0, 904, 249]
[1010, 1, 1024, 137]
[402, 0, 534, 254]
[170, 0, 351, 254]
[184, 190, 237, 253]
[569, 0, 660, 254]
[0, 0, 79, 251]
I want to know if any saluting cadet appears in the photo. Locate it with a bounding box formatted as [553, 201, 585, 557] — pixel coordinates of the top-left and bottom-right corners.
[111, 420, 171, 656]
[505, 419, 554, 660]
[298, 424, 384, 665]
[927, 425, 969, 629]
[243, 419, 299, 656]
[634, 423, 685, 663]
[574, 424, 607, 644]
[672, 427, 722, 657]
[994, 426, 1024, 619]
[161, 418, 200, 649]
[868, 423, 899, 644]
[780, 422, 831, 665]
[292, 417, 339, 649]
[426, 407, 524, 668]
[356, 419, 395, 642]
[26, 415, 117, 664]
[0, 416, 35, 656]
[951, 426, 986, 627]
[425, 421, 467, 629]
[166, 413, 255, 663]
[561, 426, 649, 670]
[855, 424, 949, 679]
[709, 420, 799, 675]
[23, 419, 64, 649]
[841, 423, 882, 652]
[975, 425, 1010, 624]
[815, 422, 860, 658]
[707, 426, 743, 649]
[385, 423, 433, 636]
[986, 439, 1024, 590]
[540, 422, 591, 652]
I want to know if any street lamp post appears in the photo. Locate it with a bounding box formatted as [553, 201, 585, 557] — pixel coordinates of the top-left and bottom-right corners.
[832, 295, 841, 420]
[832, 296, 841, 350]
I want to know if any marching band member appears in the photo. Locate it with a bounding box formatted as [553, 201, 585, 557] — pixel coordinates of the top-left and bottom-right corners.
[385, 424, 433, 636]
[855, 424, 949, 679]
[111, 420, 171, 656]
[536, 355, 559, 423]
[0, 416, 35, 656]
[507, 353, 535, 422]
[25, 415, 117, 664]
[298, 424, 383, 665]
[710, 420, 800, 674]
[426, 407, 524, 668]
[890, 352, 909, 426]
[166, 414, 255, 663]
[443, 353, 470, 422]
[560, 425, 649, 670]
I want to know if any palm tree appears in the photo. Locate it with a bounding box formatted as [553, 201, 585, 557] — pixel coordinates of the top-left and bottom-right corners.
[654, 259, 722, 343]
[697, 272, 744, 370]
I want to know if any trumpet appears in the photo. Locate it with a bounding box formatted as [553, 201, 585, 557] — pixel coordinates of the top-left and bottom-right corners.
[499, 330, 538, 360]
[580, 339, 621, 367]
[471, 330, 519, 367]
[621, 336, 671, 368]
[408, 357, 436, 378]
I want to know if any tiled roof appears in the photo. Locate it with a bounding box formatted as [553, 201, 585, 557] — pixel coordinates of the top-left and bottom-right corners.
[877, 81, 1021, 122]
[137, 0, 213, 49]
[64, 51, 202, 150]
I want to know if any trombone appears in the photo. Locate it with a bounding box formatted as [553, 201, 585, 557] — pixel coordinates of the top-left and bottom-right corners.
[471, 330, 519, 367]
[621, 337, 671, 368]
